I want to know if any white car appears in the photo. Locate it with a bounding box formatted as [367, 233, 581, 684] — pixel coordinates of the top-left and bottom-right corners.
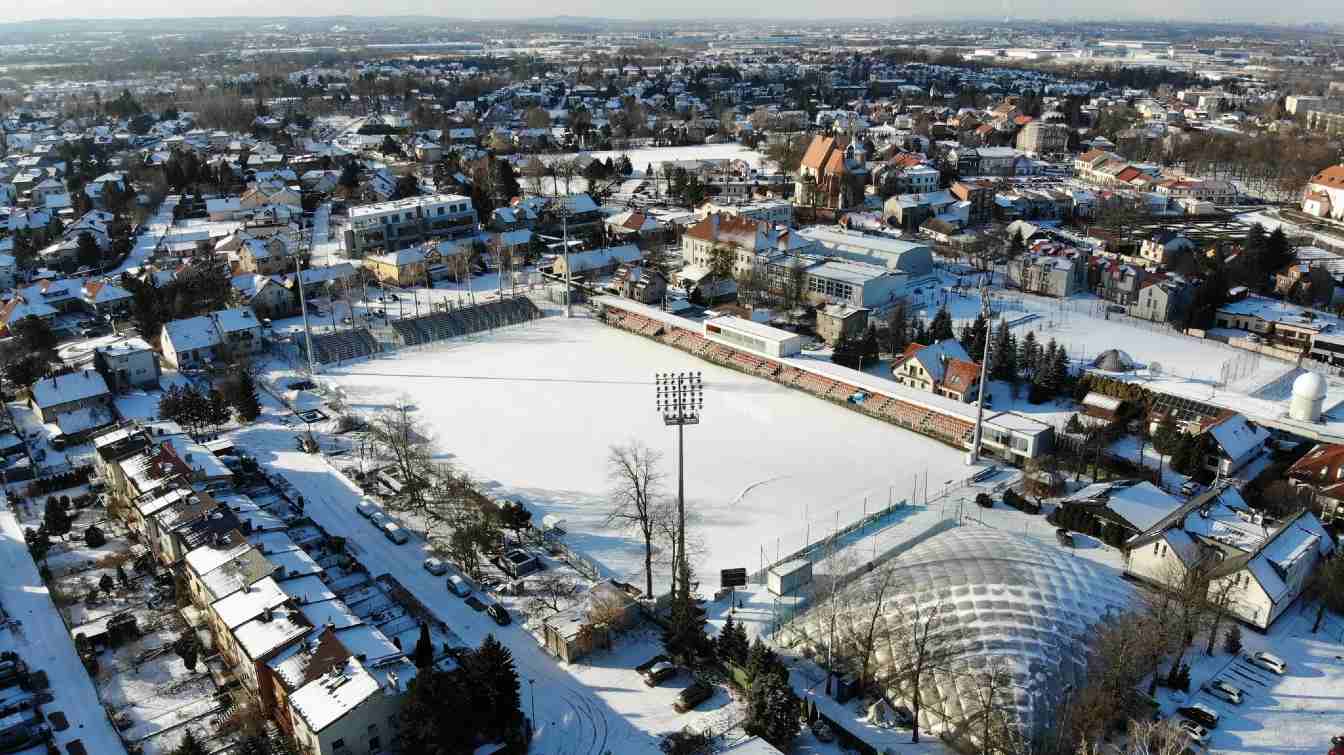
[1174, 718, 1210, 745]
[1245, 651, 1287, 674]
[1203, 679, 1244, 704]
[423, 558, 448, 576]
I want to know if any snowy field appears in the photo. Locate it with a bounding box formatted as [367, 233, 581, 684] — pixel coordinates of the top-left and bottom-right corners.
[319, 313, 976, 592]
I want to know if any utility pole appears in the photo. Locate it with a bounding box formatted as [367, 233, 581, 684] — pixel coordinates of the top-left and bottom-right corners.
[547, 198, 574, 317]
[295, 255, 316, 376]
[656, 371, 702, 602]
[969, 286, 992, 464]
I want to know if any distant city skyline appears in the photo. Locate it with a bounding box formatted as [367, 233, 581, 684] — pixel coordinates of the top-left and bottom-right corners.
[8, 0, 1344, 25]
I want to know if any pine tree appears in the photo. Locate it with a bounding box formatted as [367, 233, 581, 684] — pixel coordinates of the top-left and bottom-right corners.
[1018, 330, 1037, 379]
[413, 623, 433, 669]
[929, 307, 954, 342]
[173, 728, 209, 755]
[886, 301, 910, 354]
[1223, 624, 1243, 655]
[229, 372, 262, 422]
[911, 316, 930, 346]
[1051, 342, 1070, 396]
[745, 637, 780, 684]
[465, 634, 521, 740]
[717, 614, 738, 664]
[43, 499, 71, 537]
[745, 671, 801, 750]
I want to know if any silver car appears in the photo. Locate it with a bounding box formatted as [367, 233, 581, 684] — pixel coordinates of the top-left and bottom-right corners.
[1203, 679, 1243, 704]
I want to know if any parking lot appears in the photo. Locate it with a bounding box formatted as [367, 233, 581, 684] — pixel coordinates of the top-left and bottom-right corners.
[1159, 608, 1344, 753]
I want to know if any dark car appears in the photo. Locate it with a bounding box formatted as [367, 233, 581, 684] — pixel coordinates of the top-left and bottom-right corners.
[464, 595, 488, 612]
[1176, 704, 1219, 729]
[642, 661, 677, 687]
[1055, 528, 1074, 548]
[486, 603, 511, 626]
[674, 681, 713, 713]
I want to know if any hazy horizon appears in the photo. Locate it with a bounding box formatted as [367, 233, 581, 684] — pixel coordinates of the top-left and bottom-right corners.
[7, 1, 1344, 26]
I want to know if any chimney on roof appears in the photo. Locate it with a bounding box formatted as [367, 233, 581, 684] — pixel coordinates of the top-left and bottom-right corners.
[262, 606, 273, 622]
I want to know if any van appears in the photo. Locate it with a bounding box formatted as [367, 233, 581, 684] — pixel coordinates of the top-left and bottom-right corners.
[382, 523, 409, 545]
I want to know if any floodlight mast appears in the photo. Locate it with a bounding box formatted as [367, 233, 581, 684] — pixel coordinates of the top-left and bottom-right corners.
[656, 371, 703, 601]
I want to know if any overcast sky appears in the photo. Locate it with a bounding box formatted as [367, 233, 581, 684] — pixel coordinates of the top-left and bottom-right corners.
[13, 0, 1342, 24]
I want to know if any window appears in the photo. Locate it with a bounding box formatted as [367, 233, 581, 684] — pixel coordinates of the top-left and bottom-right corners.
[437, 207, 445, 215]
[333, 740, 346, 749]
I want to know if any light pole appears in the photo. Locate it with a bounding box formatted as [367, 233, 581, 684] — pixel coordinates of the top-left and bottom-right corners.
[656, 371, 702, 602]
[528, 678, 536, 737]
[546, 199, 573, 318]
[968, 286, 992, 465]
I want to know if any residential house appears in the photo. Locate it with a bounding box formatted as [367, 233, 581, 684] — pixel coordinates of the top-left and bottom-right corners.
[1139, 231, 1196, 267]
[883, 190, 957, 232]
[814, 304, 869, 347]
[1005, 246, 1089, 297]
[81, 280, 133, 316]
[681, 213, 814, 280]
[93, 337, 160, 392]
[1214, 297, 1331, 353]
[233, 274, 297, 321]
[950, 181, 995, 226]
[1286, 443, 1344, 523]
[890, 339, 982, 402]
[1197, 412, 1269, 477]
[550, 244, 642, 279]
[362, 248, 427, 287]
[1125, 486, 1335, 630]
[611, 264, 667, 305]
[29, 369, 112, 424]
[1130, 278, 1197, 324]
[1015, 122, 1069, 155]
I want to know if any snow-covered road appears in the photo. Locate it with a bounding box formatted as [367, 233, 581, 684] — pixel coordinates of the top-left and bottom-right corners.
[231, 399, 663, 755]
[0, 507, 127, 754]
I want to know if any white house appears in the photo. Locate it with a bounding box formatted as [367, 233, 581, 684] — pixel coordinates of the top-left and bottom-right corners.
[1125, 487, 1335, 630]
[1302, 165, 1344, 222]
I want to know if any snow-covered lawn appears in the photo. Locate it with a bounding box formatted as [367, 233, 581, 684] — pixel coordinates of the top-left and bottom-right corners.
[317, 313, 978, 595]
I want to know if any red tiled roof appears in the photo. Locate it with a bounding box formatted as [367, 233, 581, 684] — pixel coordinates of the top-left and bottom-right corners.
[1309, 165, 1344, 188]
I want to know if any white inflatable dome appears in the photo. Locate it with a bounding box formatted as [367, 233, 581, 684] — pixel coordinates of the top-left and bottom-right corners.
[786, 528, 1133, 748]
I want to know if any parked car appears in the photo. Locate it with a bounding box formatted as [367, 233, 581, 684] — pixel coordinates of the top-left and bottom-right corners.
[673, 681, 714, 713]
[464, 595, 488, 612]
[811, 721, 835, 743]
[382, 523, 410, 545]
[1245, 651, 1287, 674]
[1174, 718, 1209, 745]
[356, 499, 377, 518]
[1176, 703, 1220, 729]
[369, 512, 391, 529]
[423, 558, 448, 576]
[642, 661, 677, 687]
[1181, 479, 1203, 497]
[486, 603, 511, 626]
[1055, 528, 1074, 548]
[447, 575, 473, 597]
[1203, 679, 1244, 704]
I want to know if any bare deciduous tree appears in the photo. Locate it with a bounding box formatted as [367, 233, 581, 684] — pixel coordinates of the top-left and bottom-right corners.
[524, 573, 583, 619]
[872, 597, 968, 744]
[367, 399, 435, 511]
[606, 441, 664, 598]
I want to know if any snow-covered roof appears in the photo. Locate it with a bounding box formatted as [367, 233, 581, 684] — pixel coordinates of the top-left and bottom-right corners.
[163, 315, 221, 352]
[212, 576, 288, 630]
[212, 307, 260, 334]
[558, 244, 641, 274]
[234, 606, 311, 660]
[31, 369, 109, 409]
[1068, 480, 1180, 532]
[1203, 413, 1269, 462]
[286, 657, 382, 732]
